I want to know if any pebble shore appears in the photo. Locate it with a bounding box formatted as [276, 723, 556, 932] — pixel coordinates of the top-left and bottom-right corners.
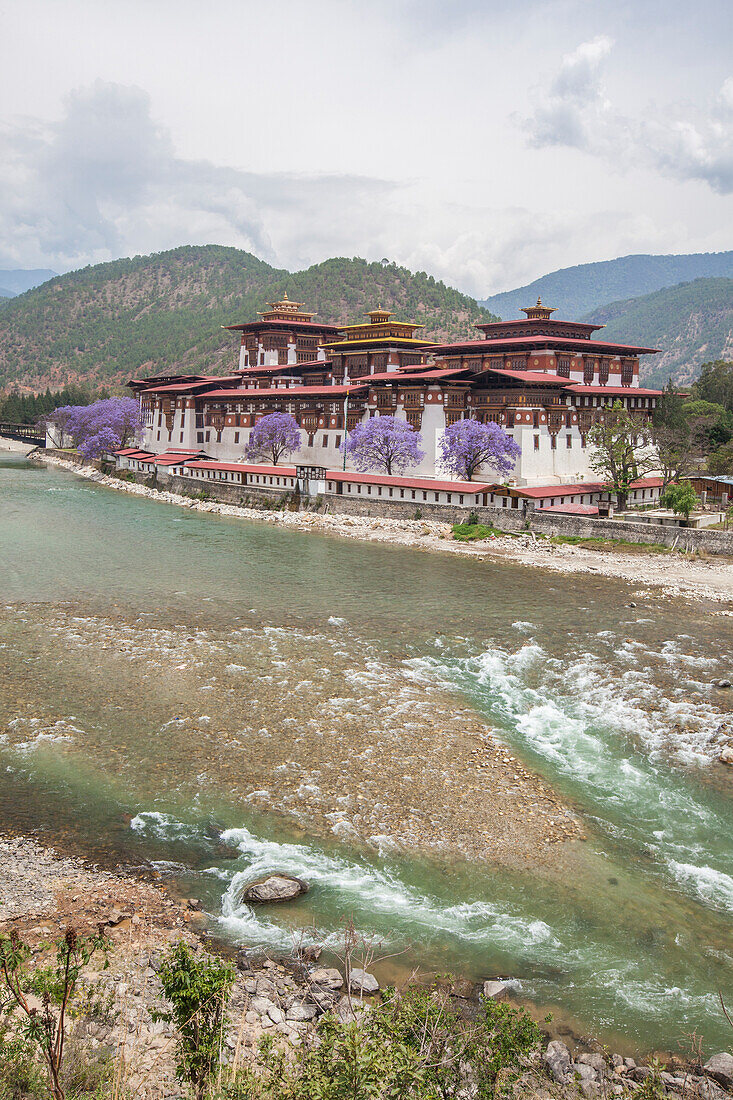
[1, 834, 731, 1100]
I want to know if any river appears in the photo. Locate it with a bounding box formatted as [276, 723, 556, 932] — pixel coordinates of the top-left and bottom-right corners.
[1, 454, 732, 1054]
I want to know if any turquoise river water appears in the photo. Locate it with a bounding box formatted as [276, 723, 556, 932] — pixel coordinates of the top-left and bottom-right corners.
[0, 454, 732, 1054]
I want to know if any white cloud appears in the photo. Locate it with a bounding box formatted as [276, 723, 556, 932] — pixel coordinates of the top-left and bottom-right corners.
[525, 38, 733, 194]
[0, 81, 395, 273]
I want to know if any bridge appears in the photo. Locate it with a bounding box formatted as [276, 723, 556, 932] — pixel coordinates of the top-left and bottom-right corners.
[0, 422, 46, 446]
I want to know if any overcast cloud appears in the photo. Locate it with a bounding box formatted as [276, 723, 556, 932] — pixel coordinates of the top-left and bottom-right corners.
[1, 0, 732, 297]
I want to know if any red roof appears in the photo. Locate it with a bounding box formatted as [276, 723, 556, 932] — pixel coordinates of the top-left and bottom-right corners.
[514, 477, 663, 499]
[486, 367, 570, 385]
[565, 385, 662, 396]
[115, 449, 156, 460]
[184, 461, 297, 477]
[142, 377, 241, 394]
[324, 471, 492, 493]
[536, 503, 600, 516]
[199, 385, 365, 399]
[224, 319, 340, 333]
[430, 335, 659, 355]
[239, 359, 333, 375]
[114, 447, 147, 456]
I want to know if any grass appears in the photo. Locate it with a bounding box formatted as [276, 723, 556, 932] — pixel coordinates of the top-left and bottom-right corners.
[547, 534, 674, 554]
[452, 522, 508, 541]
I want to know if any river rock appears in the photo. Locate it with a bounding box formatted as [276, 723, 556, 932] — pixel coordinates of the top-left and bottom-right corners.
[482, 980, 508, 1000]
[718, 746, 733, 766]
[704, 1053, 733, 1089]
[544, 1040, 572, 1083]
[715, 679, 732, 689]
[286, 1002, 317, 1022]
[241, 874, 308, 903]
[577, 1053, 606, 1074]
[309, 967, 344, 989]
[266, 1004, 285, 1025]
[306, 985, 340, 1012]
[349, 968, 379, 994]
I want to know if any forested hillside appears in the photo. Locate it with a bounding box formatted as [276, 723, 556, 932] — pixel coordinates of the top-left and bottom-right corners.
[480, 251, 733, 320]
[0, 246, 495, 393]
[583, 278, 733, 387]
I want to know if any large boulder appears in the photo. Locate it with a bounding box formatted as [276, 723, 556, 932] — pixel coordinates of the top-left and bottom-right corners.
[309, 967, 344, 989]
[704, 1053, 733, 1090]
[349, 968, 379, 995]
[241, 874, 308, 903]
[482, 980, 508, 1000]
[544, 1040, 572, 1083]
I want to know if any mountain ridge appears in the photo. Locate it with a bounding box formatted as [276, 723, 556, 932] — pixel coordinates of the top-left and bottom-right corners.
[480, 251, 733, 321]
[581, 277, 733, 387]
[0, 245, 496, 393]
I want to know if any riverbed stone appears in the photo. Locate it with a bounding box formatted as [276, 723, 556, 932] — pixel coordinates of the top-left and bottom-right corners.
[719, 746, 733, 765]
[309, 966, 344, 989]
[704, 1053, 733, 1089]
[286, 1002, 317, 1022]
[349, 968, 379, 994]
[482, 979, 508, 1000]
[577, 1053, 606, 1074]
[241, 874, 308, 903]
[544, 1040, 572, 1082]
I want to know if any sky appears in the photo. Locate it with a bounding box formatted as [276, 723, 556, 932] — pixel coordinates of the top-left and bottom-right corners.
[1, 0, 732, 298]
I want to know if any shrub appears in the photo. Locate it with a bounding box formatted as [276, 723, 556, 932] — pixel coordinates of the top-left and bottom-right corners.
[0, 926, 108, 1100]
[219, 985, 542, 1100]
[156, 942, 235, 1100]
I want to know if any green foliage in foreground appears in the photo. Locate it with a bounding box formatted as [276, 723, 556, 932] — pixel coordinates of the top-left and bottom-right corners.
[452, 522, 502, 541]
[156, 942, 235, 1100]
[221, 988, 543, 1100]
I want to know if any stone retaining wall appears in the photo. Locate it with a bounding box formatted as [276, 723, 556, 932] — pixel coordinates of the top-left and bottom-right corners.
[45, 454, 733, 555]
[324, 495, 733, 553]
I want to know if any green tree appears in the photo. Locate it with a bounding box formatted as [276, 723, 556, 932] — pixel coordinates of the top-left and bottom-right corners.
[692, 360, 733, 411]
[661, 482, 698, 520]
[156, 942, 235, 1100]
[588, 400, 657, 509]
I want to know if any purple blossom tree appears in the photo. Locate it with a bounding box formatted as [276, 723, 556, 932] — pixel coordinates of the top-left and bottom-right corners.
[341, 415, 425, 475]
[439, 418, 520, 481]
[244, 412, 302, 465]
[47, 397, 143, 459]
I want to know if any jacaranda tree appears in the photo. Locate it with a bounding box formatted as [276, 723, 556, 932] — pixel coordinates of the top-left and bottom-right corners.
[244, 412, 301, 465]
[47, 397, 142, 459]
[439, 418, 520, 480]
[342, 415, 425, 475]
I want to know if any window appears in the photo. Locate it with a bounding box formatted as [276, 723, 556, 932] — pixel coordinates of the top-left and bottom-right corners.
[335, 435, 341, 449]
[557, 357, 570, 378]
[157, 431, 161, 441]
[551, 435, 557, 450]
[180, 432, 184, 443]
[322, 435, 328, 448]
[234, 432, 240, 444]
[534, 434, 540, 451]
[566, 434, 572, 448]
[205, 431, 210, 442]
[422, 491, 427, 501]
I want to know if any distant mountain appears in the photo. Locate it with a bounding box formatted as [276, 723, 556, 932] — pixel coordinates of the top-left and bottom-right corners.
[0, 245, 496, 392]
[0, 268, 58, 297]
[582, 278, 733, 387]
[480, 251, 733, 321]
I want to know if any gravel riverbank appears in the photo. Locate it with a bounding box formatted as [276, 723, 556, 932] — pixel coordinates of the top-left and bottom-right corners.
[35, 455, 733, 604]
[2, 834, 731, 1100]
